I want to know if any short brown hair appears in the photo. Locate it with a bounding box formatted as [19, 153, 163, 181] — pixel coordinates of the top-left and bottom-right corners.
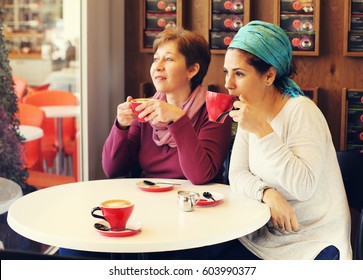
[153, 27, 211, 91]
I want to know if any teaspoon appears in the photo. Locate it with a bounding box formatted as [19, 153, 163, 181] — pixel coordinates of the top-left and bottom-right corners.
[215, 111, 231, 123]
[203, 192, 216, 201]
[94, 223, 139, 232]
[215, 107, 240, 123]
[143, 180, 181, 186]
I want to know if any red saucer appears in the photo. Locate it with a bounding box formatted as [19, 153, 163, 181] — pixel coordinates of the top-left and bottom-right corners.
[138, 185, 173, 192]
[196, 191, 224, 206]
[136, 181, 174, 192]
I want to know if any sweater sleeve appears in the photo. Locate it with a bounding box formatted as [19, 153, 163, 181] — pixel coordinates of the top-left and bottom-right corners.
[229, 127, 268, 200]
[168, 110, 232, 185]
[102, 119, 141, 178]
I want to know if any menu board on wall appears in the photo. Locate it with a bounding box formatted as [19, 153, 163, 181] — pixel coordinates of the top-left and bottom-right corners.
[209, 0, 250, 54]
[341, 88, 363, 152]
[274, 0, 320, 56]
[348, 0, 363, 53]
[140, 0, 183, 52]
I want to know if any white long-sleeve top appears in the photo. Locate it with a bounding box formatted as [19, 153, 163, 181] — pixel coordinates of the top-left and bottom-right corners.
[229, 96, 352, 260]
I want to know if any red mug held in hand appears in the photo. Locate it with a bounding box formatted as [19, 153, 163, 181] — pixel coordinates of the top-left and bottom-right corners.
[206, 91, 235, 123]
[130, 98, 150, 122]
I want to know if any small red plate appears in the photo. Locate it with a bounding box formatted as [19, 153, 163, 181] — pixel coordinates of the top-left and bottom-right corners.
[196, 191, 224, 206]
[136, 181, 174, 192]
[137, 185, 174, 192]
[95, 220, 141, 237]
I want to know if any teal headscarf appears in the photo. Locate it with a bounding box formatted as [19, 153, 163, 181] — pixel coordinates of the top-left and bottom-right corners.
[228, 20, 304, 98]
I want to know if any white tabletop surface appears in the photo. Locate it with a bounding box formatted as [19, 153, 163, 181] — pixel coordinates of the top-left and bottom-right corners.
[7, 178, 270, 253]
[0, 177, 23, 215]
[18, 125, 44, 142]
[40, 105, 80, 118]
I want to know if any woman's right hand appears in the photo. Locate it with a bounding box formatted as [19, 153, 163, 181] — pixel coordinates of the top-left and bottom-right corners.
[116, 96, 137, 128]
[229, 96, 273, 139]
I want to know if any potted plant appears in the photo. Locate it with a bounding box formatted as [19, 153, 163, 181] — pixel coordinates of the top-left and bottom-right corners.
[0, 9, 28, 189]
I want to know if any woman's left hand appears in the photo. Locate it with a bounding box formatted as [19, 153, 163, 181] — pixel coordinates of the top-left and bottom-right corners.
[263, 188, 300, 232]
[137, 99, 185, 124]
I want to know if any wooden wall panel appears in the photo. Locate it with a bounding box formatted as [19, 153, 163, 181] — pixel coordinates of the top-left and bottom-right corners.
[124, 0, 363, 150]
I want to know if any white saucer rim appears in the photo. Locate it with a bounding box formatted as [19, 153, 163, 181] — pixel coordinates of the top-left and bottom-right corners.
[201, 191, 224, 201]
[95, 219, 142, 233]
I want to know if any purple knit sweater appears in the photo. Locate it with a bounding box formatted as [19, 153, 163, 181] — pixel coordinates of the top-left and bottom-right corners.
[102, 104, 232, 185]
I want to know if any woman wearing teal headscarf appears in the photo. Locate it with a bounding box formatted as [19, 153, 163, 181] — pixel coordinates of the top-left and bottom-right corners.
[222, 21, 351, 259]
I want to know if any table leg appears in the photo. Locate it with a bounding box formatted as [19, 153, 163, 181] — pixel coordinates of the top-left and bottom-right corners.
[55, 118, 65, 175]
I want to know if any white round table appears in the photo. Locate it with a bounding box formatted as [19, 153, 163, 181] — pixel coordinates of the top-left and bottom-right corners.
[7, 178, 270, 253]
[18, 125, 44, 142]
[40, 105, 79, 119]
[0, 177, 23, 215]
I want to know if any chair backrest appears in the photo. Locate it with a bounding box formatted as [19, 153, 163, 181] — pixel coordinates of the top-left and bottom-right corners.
[22, 89, 78, 106]
[336, 152, 363, 211]
[222, 122, 237, 185]
[18, 103, 45, 127]
[222, 145, 232, 185]
[18, 103, 45, 171]
[17, 104, 46, 171]
[336, 151, 363, 260]
[356, 208, 363, 260]
[22, 90, 78, 143]
[27, 83, 51, 93]
[13, 76, 28, 101]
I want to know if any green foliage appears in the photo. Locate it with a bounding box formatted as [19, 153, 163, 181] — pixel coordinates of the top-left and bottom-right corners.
[0, 9, 28, 188]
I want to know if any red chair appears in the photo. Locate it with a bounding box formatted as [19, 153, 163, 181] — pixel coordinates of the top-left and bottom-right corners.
[22, 90, 78, 172]
[27, 83, 51, 94]
[18, 104, 76, 188]
[64, 130, 80, 180]
[13, 76, 28, 102]
[18, 103, 45, 127]
[17, 103, 46, 171]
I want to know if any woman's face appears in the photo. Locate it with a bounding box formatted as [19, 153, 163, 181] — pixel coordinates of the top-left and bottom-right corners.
[150, 41, 193, 94]
[223, 49, 268, 104]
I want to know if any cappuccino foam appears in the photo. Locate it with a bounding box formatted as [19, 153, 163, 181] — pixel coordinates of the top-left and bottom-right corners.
[102, 200, 132, 208]
[132, 98, 149, 103]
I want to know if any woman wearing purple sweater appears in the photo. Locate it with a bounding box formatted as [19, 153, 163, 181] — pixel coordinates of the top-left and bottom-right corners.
[102, 27, 232, 184]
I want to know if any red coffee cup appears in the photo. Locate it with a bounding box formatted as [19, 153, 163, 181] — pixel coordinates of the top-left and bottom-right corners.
[91, 199, 134, 231]
[206, 91, 234, 123]
[130, 98, 150, 122]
